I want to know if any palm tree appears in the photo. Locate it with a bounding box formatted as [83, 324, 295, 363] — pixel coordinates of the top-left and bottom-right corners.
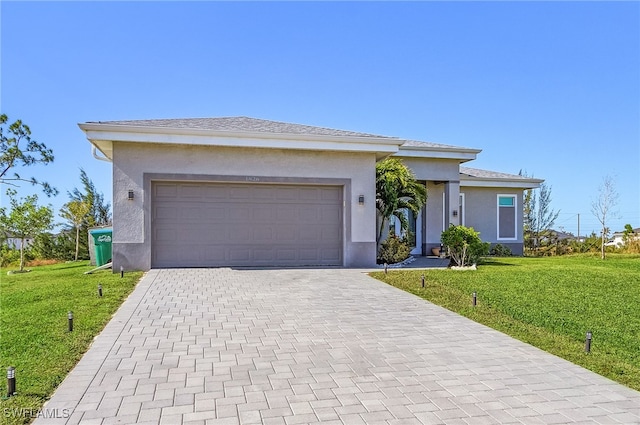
[375, 158, 427, 246]
[59, 200, 90, 261]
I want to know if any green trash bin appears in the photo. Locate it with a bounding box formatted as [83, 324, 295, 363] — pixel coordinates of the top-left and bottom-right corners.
[90, 228, 112, 266]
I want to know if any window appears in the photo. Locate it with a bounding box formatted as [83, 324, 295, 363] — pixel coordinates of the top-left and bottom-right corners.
[407, 209, 417, 247]
[497, 195, 516, 240]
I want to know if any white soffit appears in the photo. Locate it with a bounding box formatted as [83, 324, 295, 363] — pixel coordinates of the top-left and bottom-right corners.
[395, 144, 481, 162]
[460, 178, 543, 189]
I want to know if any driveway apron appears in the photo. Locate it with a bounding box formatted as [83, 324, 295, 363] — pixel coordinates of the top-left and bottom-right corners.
[37, 268, 640, 425]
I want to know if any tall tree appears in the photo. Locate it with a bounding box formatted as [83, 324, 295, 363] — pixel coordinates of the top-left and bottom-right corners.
[0, 114, 57, 196]
[0, 190, 54, 271]
[521, 171, 560, 254]
[65, 169, 111, 260]
[59, 200, 91, 261]
[68, 168, 111, 227]
[375, 158, 427, 246]
[591, 175, 619, 260]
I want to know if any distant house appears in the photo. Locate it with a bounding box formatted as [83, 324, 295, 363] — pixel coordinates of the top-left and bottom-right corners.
[80, 117, 542, 271]
[606, 227, 640, 247]
[2, 233, 34, 250]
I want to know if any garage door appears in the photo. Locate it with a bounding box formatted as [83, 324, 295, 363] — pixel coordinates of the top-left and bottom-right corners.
[151, 182, 343, 267]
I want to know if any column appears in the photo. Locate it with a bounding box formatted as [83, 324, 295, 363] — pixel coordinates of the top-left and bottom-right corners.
[444, 180, 460, 228]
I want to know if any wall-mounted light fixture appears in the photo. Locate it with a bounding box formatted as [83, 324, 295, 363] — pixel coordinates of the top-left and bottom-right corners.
[358, 195, 365, 205]
[128, 190, 134, 201]
[452, 209, 458, 217]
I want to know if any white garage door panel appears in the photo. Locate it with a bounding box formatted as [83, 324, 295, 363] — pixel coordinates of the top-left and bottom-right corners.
[152, 182, 343, 267]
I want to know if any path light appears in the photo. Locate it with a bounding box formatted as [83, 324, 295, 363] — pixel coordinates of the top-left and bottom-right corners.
[68, 311, 74, 332]
[7, 367, 15, 397]
[585, 331, 592, 353]
[472, 291, 477, 307]
[421, 274, 425, 288]
[384, 263, 388, 274]
[98, 284, 103, 297]
[120, 266, 124, 278]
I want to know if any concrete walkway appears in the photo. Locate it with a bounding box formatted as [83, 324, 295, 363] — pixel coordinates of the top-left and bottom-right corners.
[38, 268, 640, 425]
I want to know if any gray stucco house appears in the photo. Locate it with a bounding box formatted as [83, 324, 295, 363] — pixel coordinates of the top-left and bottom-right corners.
[80, 117, 542, 271]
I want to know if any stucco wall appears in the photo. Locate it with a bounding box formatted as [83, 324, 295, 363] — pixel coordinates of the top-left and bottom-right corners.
[112, 142, 377, 270]
[424, 182, 445, 248]
[461, 186, 525, 255]
[419, 184, 525, 256]
[399, 158, 460, 181]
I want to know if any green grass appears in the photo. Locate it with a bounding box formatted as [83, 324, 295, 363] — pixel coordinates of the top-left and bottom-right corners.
[371, 254, 640, 391]
[0, 262, 143, 425]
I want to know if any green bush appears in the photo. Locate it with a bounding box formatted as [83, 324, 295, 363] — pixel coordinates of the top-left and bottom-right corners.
[0, 245, 22, 268]
[491, 243, 512, 257]
[378, 234, 411, 264]
[441, 225, 489, 267]
[31, 232, 75, 261]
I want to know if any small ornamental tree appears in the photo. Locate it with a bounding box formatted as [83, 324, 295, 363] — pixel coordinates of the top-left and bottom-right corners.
[375, 158, 427, 246]
[591, 175, 619, 260]
[60, 200, 91, 261]
[0, 190, 54, 271]
[441, 225, 489, 267]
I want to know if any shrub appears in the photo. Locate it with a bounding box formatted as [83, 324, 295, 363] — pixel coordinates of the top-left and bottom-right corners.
[491, 243, 512, 257]
[441, 225, 489, 267]
[624, 238, 640, 254]
[378, 234, 411, 264]
[31, 232, 76, 261]
[1, 245, 22, 268]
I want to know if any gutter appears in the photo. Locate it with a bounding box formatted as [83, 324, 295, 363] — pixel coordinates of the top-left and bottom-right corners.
[92, 145, 111, 162]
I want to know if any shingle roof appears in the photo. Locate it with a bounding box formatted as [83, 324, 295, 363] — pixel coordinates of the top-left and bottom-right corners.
[91, 116, 394, 139]
[460, 167, 540, 181]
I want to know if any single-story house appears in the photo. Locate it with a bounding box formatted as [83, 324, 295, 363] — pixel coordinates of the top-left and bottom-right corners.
[2, 233, 35, 250]
[605, 227, 640, 247]
[79, 117, 542, 271]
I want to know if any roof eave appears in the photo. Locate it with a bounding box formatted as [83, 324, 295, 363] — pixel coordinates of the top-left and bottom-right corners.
[79, 122, 402, 145]
[394, 146, 480, 162]
[79, 122, 405, 158]
[460, 177, 543, 189]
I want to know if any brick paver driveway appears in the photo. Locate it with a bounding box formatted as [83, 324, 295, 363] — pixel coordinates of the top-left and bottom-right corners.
[38, 268, 640, 425]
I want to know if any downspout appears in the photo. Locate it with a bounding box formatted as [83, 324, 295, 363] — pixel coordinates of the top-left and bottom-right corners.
[92, 145, 111, 162]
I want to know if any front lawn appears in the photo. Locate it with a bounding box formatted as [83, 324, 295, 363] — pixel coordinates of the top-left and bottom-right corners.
[0, 263, 143, 425]
[371, 254, 640, 391]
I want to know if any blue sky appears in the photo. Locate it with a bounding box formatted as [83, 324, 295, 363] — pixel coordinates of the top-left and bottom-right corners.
[2, 1, 639, 236]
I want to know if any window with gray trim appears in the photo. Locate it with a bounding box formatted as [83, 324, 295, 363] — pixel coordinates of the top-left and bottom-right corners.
[498, 195, 516, 239]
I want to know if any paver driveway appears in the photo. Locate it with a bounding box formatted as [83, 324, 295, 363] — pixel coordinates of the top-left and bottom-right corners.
[38, 268, 640, 425]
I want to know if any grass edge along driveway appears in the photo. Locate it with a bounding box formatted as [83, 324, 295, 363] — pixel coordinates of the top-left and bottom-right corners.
[371, 254, 640, 392]
[0, 262, 143, 425]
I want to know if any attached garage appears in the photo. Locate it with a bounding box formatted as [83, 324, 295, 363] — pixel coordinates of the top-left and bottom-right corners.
[80, 116, 404, 271]
[151, 181, 343, 268]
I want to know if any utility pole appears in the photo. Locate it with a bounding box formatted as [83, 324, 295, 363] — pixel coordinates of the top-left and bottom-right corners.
[577, 213, 580, 240]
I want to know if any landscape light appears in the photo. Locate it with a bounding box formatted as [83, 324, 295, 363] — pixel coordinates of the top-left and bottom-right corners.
[68, 311, 74, 332]
[7, 367, 16, 397]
